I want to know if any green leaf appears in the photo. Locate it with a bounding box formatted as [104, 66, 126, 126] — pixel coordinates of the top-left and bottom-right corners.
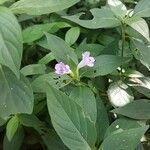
[0, 7, 22, 78]
[107, 81, 134, 107]
[65, 27, 80, 46]
[125, 16, 150, 42]
[0, 66, 34, 118]
[100, 126, 149, 150]
[0, 0, 10, 4]
[134, 0, 150, 18]
[131, 39, 150, 70]
[63, 7, 121, 29]
[81, 55, 122, 77]
[107, 0, 127, 18]
[31, 72, 71, 93]
[10, 0, 80, 15]
[96, 97, 109, 143]
[70, 86, 97, 123]
[19, 114, 68, 150]
[38, 52, 55, 64]
[111, 99, 150, 119]
[76, 44, 104, 58]
[105, 118, 145, 137]
[20, 64, 46, 76]
[46, 85, 97, 150]
[3, 126, 24, 150]
[46, 33, 78, 65]
[6, 116, 19, 141]
[23, 22, 70, 43]
[0, 117, 7, 126]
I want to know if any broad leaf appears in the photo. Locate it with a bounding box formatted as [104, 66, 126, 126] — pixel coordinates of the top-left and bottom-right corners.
[100, 126, 149, 150]
[0, 7, 22, 77]
[47, 85, 97, 150]
[107, 0, 127, 18]
[23, 22, 70, 43]
[70, 86, 97, 123]
[63, 7, 121, 29]
[81, 55, 122, 77]
[0, 66, 34, 118]
[112, 99, 150, 119]
[134, 0, 150, 18]
[65, 27, 80, 46]
[108, 81, 134, 107]
[46, 33, 78, 65]
[105, 118, 146, 137]
[38, 53, 55, 65]
[10, 0, 80, 15]
[125, 16, 150, 42]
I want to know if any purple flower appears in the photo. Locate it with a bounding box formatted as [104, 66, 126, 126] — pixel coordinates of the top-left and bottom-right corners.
[55, 62, 71, 75]
[78, 51, 95, 69]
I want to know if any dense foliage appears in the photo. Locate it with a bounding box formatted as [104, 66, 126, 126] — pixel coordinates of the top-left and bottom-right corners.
[0, 0, 150, 149]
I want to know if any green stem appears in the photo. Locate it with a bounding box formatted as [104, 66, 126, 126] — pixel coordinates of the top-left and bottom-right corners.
[120, 23, 126, 77]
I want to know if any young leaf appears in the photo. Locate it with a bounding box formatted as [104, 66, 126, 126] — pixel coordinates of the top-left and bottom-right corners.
[46, 33, 78, 65]
[108, 81, 134, 107]
[107, 0, 127, 18]
[20, 64, 46, 76]
[46, 85, 97, 150]
[23, 22, 70, 43]
[100, 126, 149, 150]
[6, 116, 19, 141]
[112, 99, 150, 119]
[134, 0, 150, 18]
[0, 7, 22, 78]
[10, 0, 80, 15]
[0, 66, 34, 118]
[65, 27, 80, 46]
[4, 126, 24, 150]
[81, 55, 122, 77]
[125, 16, 150, 42]
[63, 7, 121, 29]
[69, 86, 97, 123]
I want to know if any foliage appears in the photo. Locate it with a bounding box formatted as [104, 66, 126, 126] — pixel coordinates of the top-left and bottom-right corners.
[0, 0, 150, 149]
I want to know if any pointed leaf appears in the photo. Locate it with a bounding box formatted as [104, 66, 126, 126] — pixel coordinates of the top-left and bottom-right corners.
[0, 7, 22, 77]
[46, 85, 97, 150]
[10, 0, 80, 15]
